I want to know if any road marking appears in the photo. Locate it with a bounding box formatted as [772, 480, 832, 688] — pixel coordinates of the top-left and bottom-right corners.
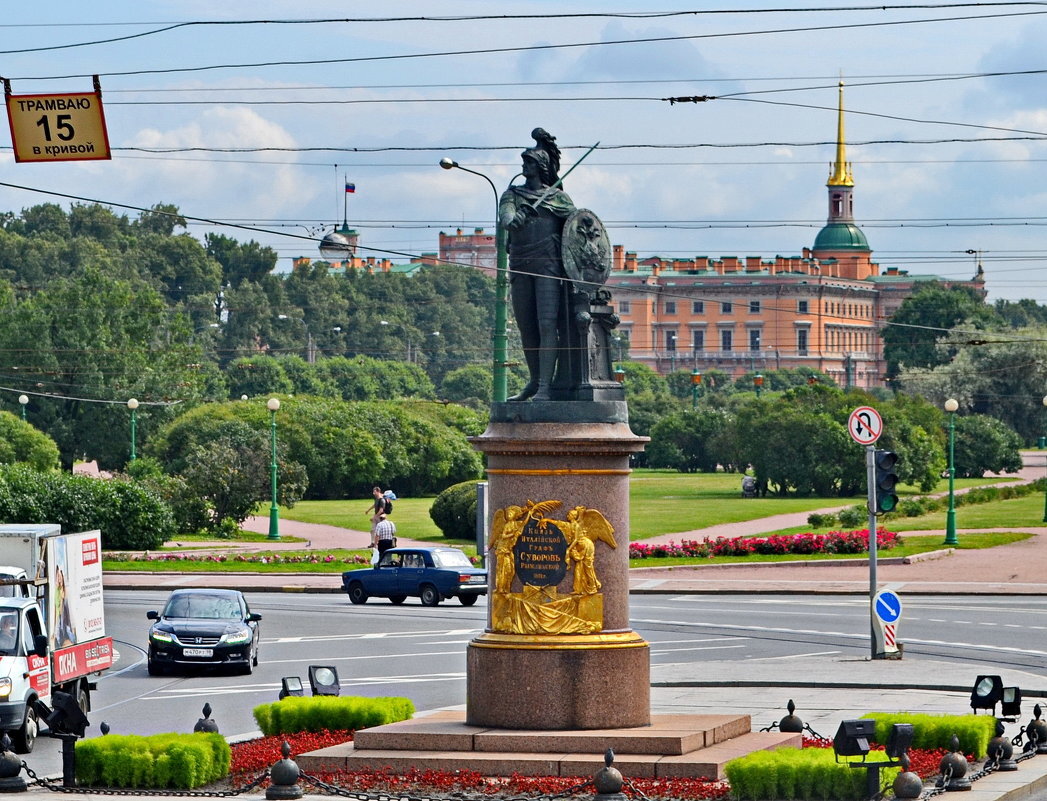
[142, 673, 467, 700]
[267, 649, 465, 664]
[652, 645, 747, 654]
[267, 628, 477, 644]
[745, 651, 841, 660]
[631, 617, 1047, 657]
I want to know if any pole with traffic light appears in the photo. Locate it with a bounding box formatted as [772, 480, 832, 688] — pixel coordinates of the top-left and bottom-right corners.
[691, 370, 701, 409]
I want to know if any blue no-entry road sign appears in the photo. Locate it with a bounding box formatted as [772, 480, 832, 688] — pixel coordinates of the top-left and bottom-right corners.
[873, 590, 903, 624]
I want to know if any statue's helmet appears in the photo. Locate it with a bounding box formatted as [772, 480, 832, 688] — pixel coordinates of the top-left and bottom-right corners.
[521, 147, 554, 185]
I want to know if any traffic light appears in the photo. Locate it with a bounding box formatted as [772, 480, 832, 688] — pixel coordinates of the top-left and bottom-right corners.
[873, 449, 899, 514]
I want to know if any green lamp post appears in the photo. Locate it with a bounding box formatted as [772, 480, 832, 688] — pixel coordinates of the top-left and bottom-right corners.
[943, 398, 959, 546]
[267, 397, 281, 541]
[439, 157, 508, 403]
[18, 394, 27, 422]
[754, 374, 764, 398]
[127, 398, 139, 462]
[691, 370, 702, 409]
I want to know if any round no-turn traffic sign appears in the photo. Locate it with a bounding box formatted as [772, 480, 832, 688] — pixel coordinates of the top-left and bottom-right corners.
[848, 406, 883, 445]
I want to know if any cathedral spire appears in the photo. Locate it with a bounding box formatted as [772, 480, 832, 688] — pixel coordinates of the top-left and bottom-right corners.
[827, 80, 853, 187]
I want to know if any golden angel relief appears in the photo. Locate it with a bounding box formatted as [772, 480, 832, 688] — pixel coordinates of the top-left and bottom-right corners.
[488, 500, 616, 635]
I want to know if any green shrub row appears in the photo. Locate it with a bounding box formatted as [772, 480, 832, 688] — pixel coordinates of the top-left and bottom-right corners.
[75, 732, 230, 789]
[725, 747, 898, 801]
[253, 695, 415, 736]
[809, 477, 1045, 529]
[0, 464, 173, 549]
[864, 712, 994, 758]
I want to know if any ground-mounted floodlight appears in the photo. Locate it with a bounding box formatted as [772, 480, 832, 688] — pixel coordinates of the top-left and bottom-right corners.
[308, 665, 340, 696]
[1001, 687, 1022, 719]
[885, 723, 914, 759]
[279, 676, 304, 700]
[833, 719, 875, 760]
[970, 674, 1004, 713]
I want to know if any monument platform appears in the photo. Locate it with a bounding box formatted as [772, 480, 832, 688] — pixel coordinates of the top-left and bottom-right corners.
[296, 710, 802, 780]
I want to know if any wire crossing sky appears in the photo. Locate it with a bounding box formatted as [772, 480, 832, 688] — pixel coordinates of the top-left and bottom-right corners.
[2, 2, 1047, 301]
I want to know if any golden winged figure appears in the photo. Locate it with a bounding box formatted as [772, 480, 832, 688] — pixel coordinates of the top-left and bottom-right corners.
[489, 500, 563, 594]
[564, 506, 616, 595]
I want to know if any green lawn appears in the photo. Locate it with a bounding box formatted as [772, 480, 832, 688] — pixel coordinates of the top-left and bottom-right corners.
[103, 531, 1033, 573]
[277, 469, 1014, 541]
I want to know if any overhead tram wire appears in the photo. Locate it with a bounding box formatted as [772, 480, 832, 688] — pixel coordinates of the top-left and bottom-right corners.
[3, 4, 1046, 56]
[9, 8, 1047, 82]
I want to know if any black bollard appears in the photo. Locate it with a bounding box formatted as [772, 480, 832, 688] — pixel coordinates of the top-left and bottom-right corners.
[593, 748, 626, 801]
[0, 733, 26, 792]
[938, 734, 971, 791]
[266, 741, 302, 800]
[194, 703, 219, 734]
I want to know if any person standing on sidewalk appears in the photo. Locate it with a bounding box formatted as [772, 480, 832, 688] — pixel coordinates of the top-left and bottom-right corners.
[372, 513, 397, 557]
[367, 487, 385, 535]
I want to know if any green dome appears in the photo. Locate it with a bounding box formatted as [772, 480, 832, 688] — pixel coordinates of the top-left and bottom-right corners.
[813, 222, 870, 252]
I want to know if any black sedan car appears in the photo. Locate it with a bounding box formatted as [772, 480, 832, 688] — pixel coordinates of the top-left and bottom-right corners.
[146, 588, 261, 675]
[342, 547, 487, 606]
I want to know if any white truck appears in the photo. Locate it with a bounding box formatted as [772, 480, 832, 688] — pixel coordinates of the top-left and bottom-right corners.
[0, 524, 113, 752]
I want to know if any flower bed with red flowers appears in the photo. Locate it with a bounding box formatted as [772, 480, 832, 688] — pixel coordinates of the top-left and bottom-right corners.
[629, 528, 900, 560]
[230, 730, 730, 799]
[231, 728, 952, 799]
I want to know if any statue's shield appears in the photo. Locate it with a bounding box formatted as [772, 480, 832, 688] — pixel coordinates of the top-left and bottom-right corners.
[562, 208, 611, 287]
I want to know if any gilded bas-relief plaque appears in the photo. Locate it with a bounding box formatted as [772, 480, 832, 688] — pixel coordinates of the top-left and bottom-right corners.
[489, 500, 616, 635]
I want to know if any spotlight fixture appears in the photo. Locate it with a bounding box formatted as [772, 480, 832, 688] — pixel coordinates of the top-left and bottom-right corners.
[308, 665, 340, 696]
[279, 676, 305, 700]
[1001, 687, 1022, 719]
[970, 675, 1004, 713]
[833, 719, 876, 761]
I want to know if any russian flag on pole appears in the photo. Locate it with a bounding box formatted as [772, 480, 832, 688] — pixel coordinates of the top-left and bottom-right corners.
[345, 182, 356, 193]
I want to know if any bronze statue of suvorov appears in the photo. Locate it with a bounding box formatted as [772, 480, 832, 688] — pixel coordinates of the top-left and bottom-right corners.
[498, 128, 620, 404]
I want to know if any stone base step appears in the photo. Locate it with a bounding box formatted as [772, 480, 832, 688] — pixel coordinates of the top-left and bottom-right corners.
[297, 711, 802, 780]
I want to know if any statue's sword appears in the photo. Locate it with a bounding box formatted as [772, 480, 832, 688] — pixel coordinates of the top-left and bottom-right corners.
[527, 141, 600, 209]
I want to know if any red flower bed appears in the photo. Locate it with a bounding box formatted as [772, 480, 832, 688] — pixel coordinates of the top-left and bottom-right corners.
[630, 528, 900, 560]
[231, 730, 730, 799]
[803, 737, 956, 780]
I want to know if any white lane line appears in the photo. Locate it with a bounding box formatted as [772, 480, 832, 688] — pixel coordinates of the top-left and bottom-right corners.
[143, 673, 466, 700]
[745, 651, 841, 661]
[631, 617, 1047, 658]
[268, 628, 478, 644]
[266, 649, 465, 665]
[652, 645, 747, 654]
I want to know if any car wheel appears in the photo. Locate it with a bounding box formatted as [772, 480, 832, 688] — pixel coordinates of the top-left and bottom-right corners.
[348, 582, 368, 604]
[252, 645, 259, 667]
[389, 595, 407, 605]
[420, 584, 440, 607]
[147, 657, 164, 676]
[238, 659, 254, 676]
[12, 704, 37, 754]
[76, 683, 90, 715]
[459, 594, 478, 606]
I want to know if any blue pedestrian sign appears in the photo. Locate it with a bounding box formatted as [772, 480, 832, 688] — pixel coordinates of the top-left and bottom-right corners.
[873, 590, 903, 624]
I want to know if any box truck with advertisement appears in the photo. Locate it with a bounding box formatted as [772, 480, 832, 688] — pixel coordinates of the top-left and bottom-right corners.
[0, 524, 112, 752]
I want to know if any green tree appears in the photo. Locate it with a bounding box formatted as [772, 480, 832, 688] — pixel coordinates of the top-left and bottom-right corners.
[226, 356, 293, 399]
[205, 233, 277, 286]
[177, 421, 306, 532]
[647, 409, 730, 473]
[0, 412, 60, 471]
[440, 365, 492, 407]
[953, 414, 1023, 477]
[883, 283, 991, 378]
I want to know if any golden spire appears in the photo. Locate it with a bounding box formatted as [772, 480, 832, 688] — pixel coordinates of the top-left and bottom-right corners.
[827, 80, 854, 187]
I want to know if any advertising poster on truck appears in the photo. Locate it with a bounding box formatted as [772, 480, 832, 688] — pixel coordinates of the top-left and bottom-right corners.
[46, 531, 112, 682]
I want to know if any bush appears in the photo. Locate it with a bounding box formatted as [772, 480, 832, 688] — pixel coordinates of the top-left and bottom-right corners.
[429, 480, 480, 539]
[864, 712, 994, 758]
[726, 746, 898, 801]
[807, 513, 832, 528]
[253, 695, 415, 736]
[0, 464, 173, 549]
[837, 506, 866, 528]
[75, 732, 229, 789]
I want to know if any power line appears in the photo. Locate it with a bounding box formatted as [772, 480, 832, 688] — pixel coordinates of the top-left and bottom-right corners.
[9, 8, 1047, 82]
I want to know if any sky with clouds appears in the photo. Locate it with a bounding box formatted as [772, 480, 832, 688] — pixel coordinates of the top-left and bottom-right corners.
[3, 2, 1047, 301]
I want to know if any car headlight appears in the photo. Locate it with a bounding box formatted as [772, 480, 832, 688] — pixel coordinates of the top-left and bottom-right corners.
[222, 629, 250, 645]
[150, 629, 174, 643]
[0, 678, 10, 699]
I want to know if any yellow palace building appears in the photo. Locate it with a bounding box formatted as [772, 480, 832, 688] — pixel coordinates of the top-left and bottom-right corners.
[606, 83, 985, 389]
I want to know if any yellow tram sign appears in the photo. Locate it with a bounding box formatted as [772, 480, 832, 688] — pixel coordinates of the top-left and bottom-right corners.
[4, 77, 111, 163]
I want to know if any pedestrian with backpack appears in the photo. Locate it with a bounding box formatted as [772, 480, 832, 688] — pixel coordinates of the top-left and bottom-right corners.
[367, 487, 386, 534]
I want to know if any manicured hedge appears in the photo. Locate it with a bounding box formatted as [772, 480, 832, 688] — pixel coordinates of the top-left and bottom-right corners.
[863, 712, 994, 758]
[0, 464, 173, 549]
[725, 746, 899, 801]
[429, 479, 480, 539]
[75, 732, 230, 789]
[253, 695, 415, 736]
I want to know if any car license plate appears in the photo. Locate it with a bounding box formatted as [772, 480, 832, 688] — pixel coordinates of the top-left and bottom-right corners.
[182, 648, 213, 658]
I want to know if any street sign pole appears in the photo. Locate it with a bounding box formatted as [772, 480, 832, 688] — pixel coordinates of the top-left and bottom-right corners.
[866, 444, 878, 658]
